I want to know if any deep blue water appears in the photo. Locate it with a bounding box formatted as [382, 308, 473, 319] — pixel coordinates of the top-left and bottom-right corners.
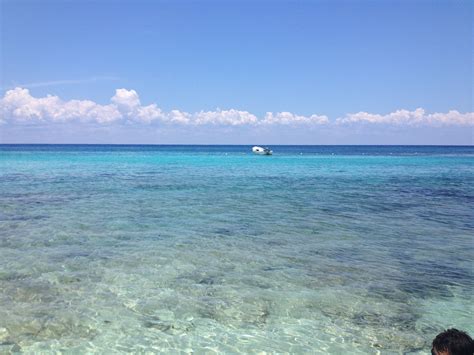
[2, 144, 473, 155]
[0, 145, 473, 353]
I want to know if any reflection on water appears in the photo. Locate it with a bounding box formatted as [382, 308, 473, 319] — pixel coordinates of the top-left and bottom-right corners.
[0, 145, 473, 353]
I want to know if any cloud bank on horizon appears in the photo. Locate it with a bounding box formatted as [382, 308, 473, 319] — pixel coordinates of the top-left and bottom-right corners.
[1, 87, 473, 128]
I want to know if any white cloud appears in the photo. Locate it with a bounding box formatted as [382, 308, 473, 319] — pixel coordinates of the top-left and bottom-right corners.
[2, 76, 119, 90]
[111, 88, 141, 112]
[135, 104, 166, 123]
[109, 89, 168, 123]
[1, 88, 472, 128]
[337, 108, 474, 126]
[1, 87, 122, 123]
[194, 109, 258, 125]
[168, 110, 192, 124]
[262, 112, 329, 125]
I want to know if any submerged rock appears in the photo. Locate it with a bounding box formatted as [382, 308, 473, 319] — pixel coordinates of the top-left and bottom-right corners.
[143, 316, 195, 335]
[0, 327, 9, 341]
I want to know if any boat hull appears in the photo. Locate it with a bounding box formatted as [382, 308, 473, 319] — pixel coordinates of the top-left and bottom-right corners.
[252, 146, 272, 155]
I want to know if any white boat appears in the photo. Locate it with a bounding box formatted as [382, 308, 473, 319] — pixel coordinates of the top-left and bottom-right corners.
[252, 146, 272, 155]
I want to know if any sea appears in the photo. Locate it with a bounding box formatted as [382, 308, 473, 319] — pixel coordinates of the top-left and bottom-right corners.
[0, 145, 473, 354]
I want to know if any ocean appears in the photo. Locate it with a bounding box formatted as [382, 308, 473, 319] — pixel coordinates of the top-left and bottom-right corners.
[0, 145, 473, 353]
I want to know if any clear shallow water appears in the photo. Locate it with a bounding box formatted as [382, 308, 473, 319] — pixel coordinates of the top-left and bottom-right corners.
[0, 145, 473, 354]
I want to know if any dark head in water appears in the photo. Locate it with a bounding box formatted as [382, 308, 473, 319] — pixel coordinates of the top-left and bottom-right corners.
[432, 329, 474, 355]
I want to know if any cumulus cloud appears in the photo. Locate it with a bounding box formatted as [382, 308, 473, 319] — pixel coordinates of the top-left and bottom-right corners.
[1, 87, 472, 127]
[168, 110, 192, 124]
[135, 104, 166, 123]
[195, 109, 258, 125]
[1, 87, 122, 123]
[111, 88, 141, 112]
[262, 111, 329, 125]
[337, 108, 474, 126]
[1, 87, 329, 126]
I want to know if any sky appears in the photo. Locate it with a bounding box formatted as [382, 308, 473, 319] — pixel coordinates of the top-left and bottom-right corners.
[0, 0, 472, 144]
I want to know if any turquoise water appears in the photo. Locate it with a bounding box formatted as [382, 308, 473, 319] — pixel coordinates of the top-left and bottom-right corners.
[0, 145, 473, 353]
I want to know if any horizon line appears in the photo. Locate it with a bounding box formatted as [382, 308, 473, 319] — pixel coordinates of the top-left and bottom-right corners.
[0, 143, 472, 147]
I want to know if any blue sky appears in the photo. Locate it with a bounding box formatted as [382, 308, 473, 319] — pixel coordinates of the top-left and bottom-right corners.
[1, 0, 472, 144]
